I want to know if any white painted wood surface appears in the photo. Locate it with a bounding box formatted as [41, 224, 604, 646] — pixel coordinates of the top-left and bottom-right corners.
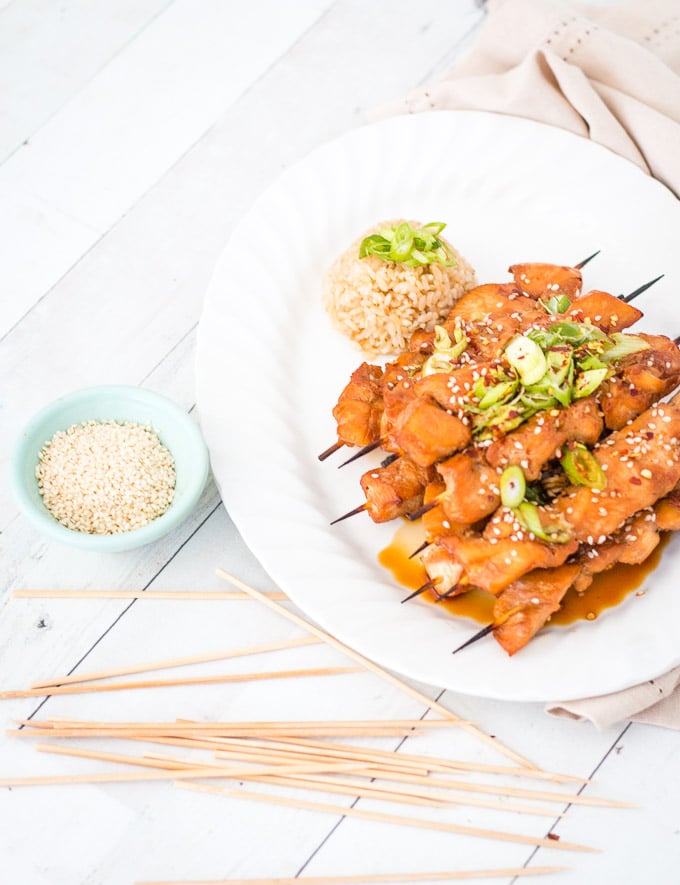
[1, 2, 677, 883]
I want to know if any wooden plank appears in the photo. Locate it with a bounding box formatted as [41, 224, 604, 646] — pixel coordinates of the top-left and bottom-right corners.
[0, 0, 335, 338]
[0, 0, 171, 161]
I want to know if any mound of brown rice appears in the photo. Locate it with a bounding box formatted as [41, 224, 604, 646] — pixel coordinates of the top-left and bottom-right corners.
[322, 220, 477, 355]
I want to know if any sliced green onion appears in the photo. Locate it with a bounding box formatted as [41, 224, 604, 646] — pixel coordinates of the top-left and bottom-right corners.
[514, 502, 572, 544]
[473, 400, 527, 439]
[500, 465, 526, 508]
[359, 221, 457, 267]
[600, 333, 651, 363]
[573, 367, 608, 399]
[505, 335, 548, 386]
[421, 325, 468, 376]
[560, 443, 607, 489]
[543, 294, 572, 315]
[477, 379, 518, 410]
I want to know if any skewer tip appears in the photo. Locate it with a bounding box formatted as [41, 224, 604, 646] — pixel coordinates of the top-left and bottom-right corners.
[401, 580, 435, 604]
[408, 540, 431, 559]
[337, 439, 382, 468]
[330, 503, 368, 525]
[620, 274, 664, 303]
[574, 249, 600, 270]
[452, 622, 495, 654]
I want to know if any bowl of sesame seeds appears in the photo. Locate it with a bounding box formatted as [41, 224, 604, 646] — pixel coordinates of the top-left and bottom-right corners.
[10, 385, 210, 552]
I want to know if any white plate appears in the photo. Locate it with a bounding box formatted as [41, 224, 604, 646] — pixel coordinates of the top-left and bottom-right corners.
[196, 110, 680, 702]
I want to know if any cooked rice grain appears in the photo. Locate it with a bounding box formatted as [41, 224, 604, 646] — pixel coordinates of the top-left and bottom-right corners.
[322, 221, 477, 355]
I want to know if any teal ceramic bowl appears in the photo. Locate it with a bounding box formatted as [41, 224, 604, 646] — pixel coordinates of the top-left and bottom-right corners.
[10, 385, 210, 552]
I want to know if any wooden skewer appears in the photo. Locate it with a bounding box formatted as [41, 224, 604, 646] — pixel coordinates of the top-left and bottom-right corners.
[222, 766, 565, 819]
[329, 503, 367, 525]
[360, 767, 633, 809]
[318, 440, 345, 461]
[405, 499, 441, 522]
[619, 274, 664, 303]
[0, 750, 363, 789]
[408, 540, 431, 559]
[452, 623, 496, 655]
[179, 781, 596, 853]
[248, 735, 587, 784]
[215, 567, 539, 770]
[574, 249, 600, 270]
[12, 589, 288, 601]
[13, 717, 462, 733]
[28, 636, 322, 690]
[11, 718, 463, 740]
[143, 753, 447, 810]
[62, 727, 582, 786]
[0, 667, 360, 700]
[337, 439, 383, 468]
[134, 868, 570, 885]
[400, 580, 436, 604]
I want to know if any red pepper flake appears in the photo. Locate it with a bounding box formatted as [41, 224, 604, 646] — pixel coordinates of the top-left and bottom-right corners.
[629, 477, 642, 485]
[547, 833, 561, 841]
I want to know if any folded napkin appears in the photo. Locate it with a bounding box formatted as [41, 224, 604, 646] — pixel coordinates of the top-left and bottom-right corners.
[380, 0, 680, 198]
[379, 0, 680, 729]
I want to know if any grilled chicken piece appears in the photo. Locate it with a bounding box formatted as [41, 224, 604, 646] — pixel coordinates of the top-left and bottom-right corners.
[486, 396, 603, 481]
[391, 399, 472, 467]
[415, 361, 500, 412]
[445, 283, 522, 322]
[599, 334, 680, 430]
[332, 363, 384, 448]
[572, 510, 660, 592]
[360, 457, 433, 523]
[548, 397, 680, 542]
[425, 532, 578, 596]
[509, 263, 582, 299]
[436, 448, 501, 524]
[493, 564, 581, 656]
[421, 481, 469, 540]
[567, 290, 642, 333]
[419, 543, 466, 598]
[654, 483, 680, 531]
[410, 285, 545, 359]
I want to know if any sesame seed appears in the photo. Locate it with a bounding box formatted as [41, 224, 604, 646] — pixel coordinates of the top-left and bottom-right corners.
[35, 420, 175, 535]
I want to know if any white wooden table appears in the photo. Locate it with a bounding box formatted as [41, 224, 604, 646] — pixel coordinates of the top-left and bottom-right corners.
[1, 2, 678, 883]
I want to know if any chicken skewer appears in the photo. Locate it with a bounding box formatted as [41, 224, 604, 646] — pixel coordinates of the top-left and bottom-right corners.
[322, 270, 662, 466]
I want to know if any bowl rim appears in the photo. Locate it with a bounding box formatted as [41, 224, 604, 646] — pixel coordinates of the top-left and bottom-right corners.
[9, 384, 210, 552]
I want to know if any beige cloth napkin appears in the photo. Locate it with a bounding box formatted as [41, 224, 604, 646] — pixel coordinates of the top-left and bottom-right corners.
[380, 0, 680, 198]
[379, 0, 680, 729]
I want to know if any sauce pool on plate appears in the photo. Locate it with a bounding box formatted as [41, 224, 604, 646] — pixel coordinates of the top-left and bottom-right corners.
[378, 520, 669, 627]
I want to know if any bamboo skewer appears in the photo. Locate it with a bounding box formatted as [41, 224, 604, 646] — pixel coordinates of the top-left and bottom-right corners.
[135, 869, 569, 885]
[179, 781, 596, 853]
[29, 637, 322, 690]
[215, 568, 538, 770]
[12, 589, 288, 601]
[266, 736, 586, 784]
[0, 667, 360, 700]
[0, 751, 365, 789]
[239, 770, 564, 819]
[12, 717, 463, 736]
[33, 744, 560, 817]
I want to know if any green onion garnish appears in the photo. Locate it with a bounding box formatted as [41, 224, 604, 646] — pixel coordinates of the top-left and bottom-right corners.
[504, 335, 548, 386]
[359, 221, 457, 267]
[500, 465, 526, 509]
[543, 294, 572, 315]
[560, 443, 607, 489]
[421, 325, 468, 376]
[514, 502, 572, 544]
[600, 333, 651, 362]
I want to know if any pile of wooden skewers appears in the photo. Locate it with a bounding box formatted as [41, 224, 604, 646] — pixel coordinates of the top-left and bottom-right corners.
[320, 252, 680, 655]
[2, 569, 633, 884]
